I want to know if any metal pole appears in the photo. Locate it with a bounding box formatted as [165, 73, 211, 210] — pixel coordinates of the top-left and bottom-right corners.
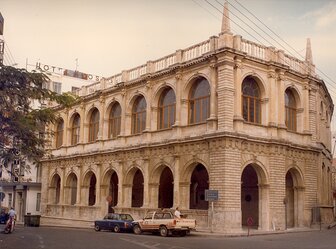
[211, 201, 214, 233]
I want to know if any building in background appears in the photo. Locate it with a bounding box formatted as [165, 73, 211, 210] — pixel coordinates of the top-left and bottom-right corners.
[0, 59, 98, 222]
[40, 3, 334, 232]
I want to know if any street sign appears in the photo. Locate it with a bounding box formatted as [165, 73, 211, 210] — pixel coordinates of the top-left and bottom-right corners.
[205, 189, 219, 201]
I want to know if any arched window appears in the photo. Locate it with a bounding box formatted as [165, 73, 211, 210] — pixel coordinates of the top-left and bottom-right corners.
[89, 108, 100, 142]
[242, 76, 261, 123]
[109, 103, 121, 138]
[285, 89, 297, 131]
[71, 114, 80, 145]
[132, 96, 146, 134]
[189, 78, 210, 124]
[55, 119, 64, 148]
[158, 88, 176, 129]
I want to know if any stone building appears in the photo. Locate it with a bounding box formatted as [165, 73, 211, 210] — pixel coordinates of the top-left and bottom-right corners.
[40, 3, 334, 232]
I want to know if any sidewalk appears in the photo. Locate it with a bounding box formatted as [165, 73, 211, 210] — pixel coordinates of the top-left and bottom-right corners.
[192, 226, 324, 237]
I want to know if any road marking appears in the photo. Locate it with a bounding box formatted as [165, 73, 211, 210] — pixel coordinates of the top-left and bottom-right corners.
[37, 235, 45, 248]
[120, 237, 186, 249]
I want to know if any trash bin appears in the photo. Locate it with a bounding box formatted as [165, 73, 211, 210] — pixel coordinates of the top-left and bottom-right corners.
[24, 213, 31, 226]
[24, 214, 40, 227]
[30, 215, 41, 227]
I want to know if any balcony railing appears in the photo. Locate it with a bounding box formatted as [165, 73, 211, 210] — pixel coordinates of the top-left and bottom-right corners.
[74, 34, 313, 97]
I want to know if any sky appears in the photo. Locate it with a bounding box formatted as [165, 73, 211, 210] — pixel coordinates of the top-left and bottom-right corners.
[1, 0, 336, 125]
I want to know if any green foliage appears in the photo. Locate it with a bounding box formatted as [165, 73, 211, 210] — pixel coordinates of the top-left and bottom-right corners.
[0, 64, 78, 163]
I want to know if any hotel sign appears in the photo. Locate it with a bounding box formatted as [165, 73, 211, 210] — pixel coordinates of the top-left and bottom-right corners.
[35, 62, 102, 81]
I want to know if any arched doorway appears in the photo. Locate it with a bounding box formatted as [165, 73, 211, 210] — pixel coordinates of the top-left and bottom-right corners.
[285, 168, 304, 228]
[158, 167, 174, 208]
[132, 169, 144, 207]
[285, 171, 294, 228]
[108, 172, 118, 212]
[88, 174, 96, 206]
[190, 164, 209, 210]
[241, 165, 259, 228]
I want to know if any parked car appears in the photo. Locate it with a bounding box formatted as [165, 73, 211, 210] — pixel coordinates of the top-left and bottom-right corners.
[94, 213, 134, 233]
[0, 207, 9, 224]
[132, 211, 196, 237]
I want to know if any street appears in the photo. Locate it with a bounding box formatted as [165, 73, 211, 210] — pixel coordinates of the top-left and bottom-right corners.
[1, 225, 336, 249]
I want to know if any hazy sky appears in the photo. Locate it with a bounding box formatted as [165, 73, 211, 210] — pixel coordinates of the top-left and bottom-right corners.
[1, 0, 336, 104]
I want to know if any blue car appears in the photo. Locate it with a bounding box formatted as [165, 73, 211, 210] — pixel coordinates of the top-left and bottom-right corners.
[94, 213, 134, 233]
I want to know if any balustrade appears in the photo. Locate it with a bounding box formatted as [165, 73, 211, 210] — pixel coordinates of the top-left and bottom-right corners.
[73, 35, 309, 97]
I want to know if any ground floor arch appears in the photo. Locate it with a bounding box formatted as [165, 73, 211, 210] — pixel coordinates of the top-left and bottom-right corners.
[158, 166, 174, 208]
[65, 173, 77, 205]
[190, 164, 209, 210]
[285, 167, 304, 228]
[241, 164, 269, 229]
[50, 174, 61, 204]
[132, 169, 144, 207]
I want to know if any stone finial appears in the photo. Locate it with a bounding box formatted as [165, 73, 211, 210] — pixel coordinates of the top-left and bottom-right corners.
[305, 38, 313, 64]
[221, 1, 231, 34]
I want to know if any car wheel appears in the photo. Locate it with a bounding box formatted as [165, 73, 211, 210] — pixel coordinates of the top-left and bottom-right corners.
[113, 225, 120, 233]
[159, 226, 168, 237]
[180, 231, 187, 237]
[133, 224, 142, 235]
[94, 225, 101, 232]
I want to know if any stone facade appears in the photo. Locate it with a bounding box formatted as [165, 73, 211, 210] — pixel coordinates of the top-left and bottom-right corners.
[40, 3, 334, 232]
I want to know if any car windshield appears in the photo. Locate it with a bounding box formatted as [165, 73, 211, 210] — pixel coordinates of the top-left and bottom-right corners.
[144, 212, 154, 219]
[120, 214, 133, 221]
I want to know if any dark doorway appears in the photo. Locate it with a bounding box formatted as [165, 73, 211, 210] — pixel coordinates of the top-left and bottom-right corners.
[88, 174, 96, 206]
[285, 171, 294, 228]
[132, 169, 144, 207]
[108, 172, 118, 212]
[190, 164, 209, 210]
[241, 165, 259, 227]
[158, 167, 174, 208]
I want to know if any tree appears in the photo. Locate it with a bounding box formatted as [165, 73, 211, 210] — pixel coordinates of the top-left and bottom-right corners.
[0, 64, 77, 166]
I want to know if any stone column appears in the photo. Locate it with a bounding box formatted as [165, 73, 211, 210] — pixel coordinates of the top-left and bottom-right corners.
[173, 155, 180, 208]
[259, 184, 270, 230]
[145, 82, 152, 132]
[296, 187, 305, 227]
[142, 159, 150, 207]
[76, 170, 82, 205]
[95, 164, 101, 206]
[209, 60, 217, 120]
[148, 183, 159, 208]
[179, 182, 190, 210]
[79, 103, 86, 143]
[122, 184, 132, 207]
[117, 161, 124, 207]
[60, 167, 65, 204]
[174, 72, 182, 126]
[98, 96, 105, 140]
[268, 70, 277, 127]
[303, 84, 310, 133]
[64, 109, 69, 146]
[277, 72, 286, 128]
[233, 58, 244, 131]
[120, 89, 127, 136]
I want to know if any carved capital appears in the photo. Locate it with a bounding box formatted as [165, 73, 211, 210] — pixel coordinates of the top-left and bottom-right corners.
[267, 72, 276, 78]
[175, 73, 182, 80]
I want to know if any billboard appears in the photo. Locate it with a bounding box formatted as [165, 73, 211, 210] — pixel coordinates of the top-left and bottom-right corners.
[0, 12, 3, 35]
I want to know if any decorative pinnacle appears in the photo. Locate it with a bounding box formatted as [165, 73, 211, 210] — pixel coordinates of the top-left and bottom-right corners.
[305, 38, 313, 64]
[221, 1, 231, 34]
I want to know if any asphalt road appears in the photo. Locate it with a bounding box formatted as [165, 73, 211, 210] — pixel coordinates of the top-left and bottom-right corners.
[1, 224, 336, 249]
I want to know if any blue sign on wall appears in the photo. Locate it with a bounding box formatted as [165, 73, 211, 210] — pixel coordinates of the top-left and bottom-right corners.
[205, 190, 219, 201]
